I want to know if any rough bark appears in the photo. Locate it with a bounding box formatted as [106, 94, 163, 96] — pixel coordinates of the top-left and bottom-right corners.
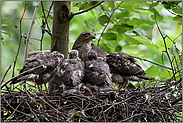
[49, 1, 71, 92]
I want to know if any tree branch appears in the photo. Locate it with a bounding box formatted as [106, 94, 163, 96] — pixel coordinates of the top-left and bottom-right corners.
[71, 1, 104, 17]
[123, 52, 172, 70]
[1, 65, 12, 84]
[24, 1, 40, 61]
[152, 2, 176, 80]
[12, 2, 31, 78]
[97, 1, 123, 46]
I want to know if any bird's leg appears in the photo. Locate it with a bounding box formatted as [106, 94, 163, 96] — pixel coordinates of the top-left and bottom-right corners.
[44, 83, 49, 94]
[117, 84, 123, 92]
[124, 80, 130, 90]
[32, 79, 42, 94]
[37, 84, 42, 94]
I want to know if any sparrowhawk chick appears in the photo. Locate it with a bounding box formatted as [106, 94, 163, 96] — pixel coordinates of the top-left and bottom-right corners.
[59, 50, 85, 95]
[84, 50, 116, 94]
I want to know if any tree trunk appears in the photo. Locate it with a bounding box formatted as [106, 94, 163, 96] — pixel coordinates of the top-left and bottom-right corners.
[49, 1, 71, 92]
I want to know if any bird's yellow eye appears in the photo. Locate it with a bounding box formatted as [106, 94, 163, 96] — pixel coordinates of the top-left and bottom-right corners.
[85, 33, 90, 36]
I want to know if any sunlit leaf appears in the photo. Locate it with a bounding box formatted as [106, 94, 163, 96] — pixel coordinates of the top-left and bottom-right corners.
[146, 66, 159, 78]
[160, 70, 172, 79]
[1, 18, 8, 25]
[1, 30, 11, 38]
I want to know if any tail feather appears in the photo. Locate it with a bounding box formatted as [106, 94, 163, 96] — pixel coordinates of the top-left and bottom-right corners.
[10, 75, 30, 84]
[137, 76, 155, 81]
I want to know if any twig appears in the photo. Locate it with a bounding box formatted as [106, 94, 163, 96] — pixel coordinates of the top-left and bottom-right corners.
[2, 95, 33, 118]
[172, 33, 182, 42]
[40, 19, 45, 51]
[122, 52, 172, 70]
[121, 113, 144, 122]
[4, 100, 23, 122]
[40, 1, 53, 50]
[72, 1, 104, 17]
[152, 2, 176, 80]
[97, 1, 123, 46]
[1, 65, 43, 89]
[12, 2, 30, 78]
[24, 1, 40, 61]
[83, 2, 92, 10]
[25, 100, 40, 122]
[44, 1, 53, 34]
[1, 65, 11, 84]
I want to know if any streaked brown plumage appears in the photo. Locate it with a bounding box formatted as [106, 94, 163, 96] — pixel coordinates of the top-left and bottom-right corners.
[10, 51, 64, 94]
[59, 50, 85, 95]
[72, 32, 95, 62]
[72, 32, 154, 91]
[84, 50, 116, 94]
[106, 52, 154, 91]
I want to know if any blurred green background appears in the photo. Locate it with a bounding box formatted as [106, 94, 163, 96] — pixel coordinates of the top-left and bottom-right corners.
[1, 1, 182, 84]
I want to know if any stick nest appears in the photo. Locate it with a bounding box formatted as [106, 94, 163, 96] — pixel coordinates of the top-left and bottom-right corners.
[1, 79, 182, 122]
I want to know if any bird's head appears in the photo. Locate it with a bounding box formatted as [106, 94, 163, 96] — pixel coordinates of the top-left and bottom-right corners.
[69, 50, 79, 59]
[51, 51, 64, 60]
[87, 50, 98, 61]
[76, 32, 95, 43]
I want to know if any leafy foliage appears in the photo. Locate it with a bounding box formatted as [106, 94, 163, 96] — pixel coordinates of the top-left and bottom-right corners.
[1, 1, 182, 89]
[1, 17, 11, 44]
[1, 1, 182, 122]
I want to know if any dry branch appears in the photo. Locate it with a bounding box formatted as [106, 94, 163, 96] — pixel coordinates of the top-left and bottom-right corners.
[24, 1, 40, 61]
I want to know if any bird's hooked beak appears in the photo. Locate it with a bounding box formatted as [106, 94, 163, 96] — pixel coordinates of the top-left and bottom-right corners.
[91, 34, 95, 39]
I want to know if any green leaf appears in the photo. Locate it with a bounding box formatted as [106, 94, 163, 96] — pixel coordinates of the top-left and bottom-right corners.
[1, 18, 8, 25]
[98, 15, 110, 26]
[172, 8, 182, 14]
[149, 1, 159, 8]
[1, 31, 11, 38]
[90, 1, 98, 6]
[102, 32, 117, 40]
[123, 34, 142, 45]
[109, 24, 127, 34]
[161, 1, 171, 9]
[84, 20, 95, 31]
[115, 45, 122, 52]
[146, 66, 159, 78]
[121, 23, 134, 29]
[132, 18, 141, 25]
[17, 68, 21, 72]
[79, 3, 87, 10]
[1, 39, 4, 45]
[150, 13, 165, 23]
[115, 11, 130, 19]
[173, 16, 182, 25]
[125, 18, 141, 26]
[108, 1, 115, 9]
[160, 70, 172, 79]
